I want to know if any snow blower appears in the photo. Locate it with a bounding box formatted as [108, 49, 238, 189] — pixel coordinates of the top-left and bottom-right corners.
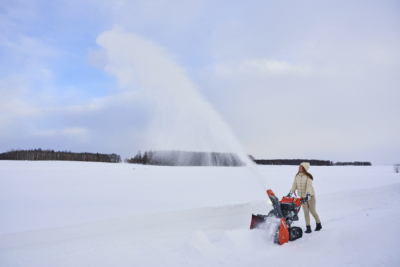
[250, 189, 308, 245]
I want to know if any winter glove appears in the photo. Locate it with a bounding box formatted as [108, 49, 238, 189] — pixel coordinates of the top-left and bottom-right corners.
[287, 191, 293, 197]
[305, 192, 311, 201]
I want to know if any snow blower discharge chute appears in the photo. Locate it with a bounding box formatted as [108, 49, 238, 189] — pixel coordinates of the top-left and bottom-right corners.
[250, 189, 308, 245]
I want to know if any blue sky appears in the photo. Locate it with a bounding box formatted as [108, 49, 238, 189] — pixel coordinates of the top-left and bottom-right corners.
[1, 0, 399, 164]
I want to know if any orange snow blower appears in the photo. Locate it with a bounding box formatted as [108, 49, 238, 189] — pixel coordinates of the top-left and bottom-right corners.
[250, 189, 308, 245]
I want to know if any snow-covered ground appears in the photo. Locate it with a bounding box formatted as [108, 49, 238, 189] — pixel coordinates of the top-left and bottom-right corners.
[0, 161, 399, 266]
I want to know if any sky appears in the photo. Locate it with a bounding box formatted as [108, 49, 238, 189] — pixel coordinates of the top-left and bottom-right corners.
[0, 0, 399, 164]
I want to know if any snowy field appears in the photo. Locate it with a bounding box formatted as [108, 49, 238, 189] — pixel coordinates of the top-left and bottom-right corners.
[0, 161, 399, 266]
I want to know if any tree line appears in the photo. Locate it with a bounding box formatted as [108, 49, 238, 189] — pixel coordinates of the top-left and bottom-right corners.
[333, 161, 371, 166]
[0, 149, 121, 163]
[0, 148, 371, 166]
[252, 158, 371, 166]
[124, 150, 244, 166]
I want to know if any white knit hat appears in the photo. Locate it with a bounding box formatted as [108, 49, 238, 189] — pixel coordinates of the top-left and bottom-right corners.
[300, 162, 310, 171]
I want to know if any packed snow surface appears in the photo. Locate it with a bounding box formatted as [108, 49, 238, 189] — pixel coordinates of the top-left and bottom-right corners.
[0, 161, 399, 266]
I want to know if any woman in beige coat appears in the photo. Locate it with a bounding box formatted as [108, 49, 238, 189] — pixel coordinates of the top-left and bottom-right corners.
[287, 162, 322, 233]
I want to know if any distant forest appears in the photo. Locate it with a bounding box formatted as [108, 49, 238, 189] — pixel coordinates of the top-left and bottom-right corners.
[124, 150, 244, 166]
[333, 161, 372, 166]
[0, 148, 371, 166]
[253, 159, 371, 166]
[0, 149, 122, 163]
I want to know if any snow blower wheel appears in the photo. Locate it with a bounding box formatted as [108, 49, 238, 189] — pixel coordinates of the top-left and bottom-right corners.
[289, 226, 303, 241]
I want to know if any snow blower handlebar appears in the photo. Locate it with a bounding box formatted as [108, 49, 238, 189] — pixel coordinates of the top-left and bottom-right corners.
[301, 193, 311, 204]
[268, 190, 309, 208]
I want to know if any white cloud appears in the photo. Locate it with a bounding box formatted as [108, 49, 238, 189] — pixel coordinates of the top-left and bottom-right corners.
[215, 59, 312, 76]
[37, 127, 89, 139]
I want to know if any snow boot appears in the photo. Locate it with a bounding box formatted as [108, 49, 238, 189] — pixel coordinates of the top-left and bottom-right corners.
[315, 223, 322, 231]
[305, 226, 312, 234]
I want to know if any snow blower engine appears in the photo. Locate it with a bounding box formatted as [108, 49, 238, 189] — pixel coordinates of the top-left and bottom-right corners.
[250, 189, 308, 245]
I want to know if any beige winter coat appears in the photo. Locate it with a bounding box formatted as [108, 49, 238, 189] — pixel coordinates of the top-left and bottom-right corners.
[290, 173, 315, 197]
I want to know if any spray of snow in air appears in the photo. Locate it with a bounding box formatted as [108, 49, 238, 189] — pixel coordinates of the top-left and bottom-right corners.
[96, 27, 269, 190]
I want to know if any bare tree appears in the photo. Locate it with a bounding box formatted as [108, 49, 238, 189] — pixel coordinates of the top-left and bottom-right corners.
[394, 164, 400, 173]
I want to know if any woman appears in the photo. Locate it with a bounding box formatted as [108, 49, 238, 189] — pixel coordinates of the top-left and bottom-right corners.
[287, 162, 322, 233]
